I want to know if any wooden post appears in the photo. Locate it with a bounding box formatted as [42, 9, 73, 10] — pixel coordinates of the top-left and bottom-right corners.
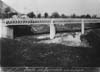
[50, 19, 56, 39]
[81, 19, 85, 34]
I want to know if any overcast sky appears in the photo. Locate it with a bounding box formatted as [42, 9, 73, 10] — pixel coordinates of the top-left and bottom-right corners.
[2, 0, 100, 16]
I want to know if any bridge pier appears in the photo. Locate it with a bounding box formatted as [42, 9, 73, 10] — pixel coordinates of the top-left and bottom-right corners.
[50, 19, 56, 39]
[81, 19, 85, 34]
[0, 19, 2, 38]
[0, 20, 13, 39]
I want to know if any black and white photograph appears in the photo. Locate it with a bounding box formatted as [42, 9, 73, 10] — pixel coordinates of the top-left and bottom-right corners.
[0, 0, 100, 72]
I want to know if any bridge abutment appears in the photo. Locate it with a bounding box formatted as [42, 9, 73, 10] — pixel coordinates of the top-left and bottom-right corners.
[0, 20, 13, 39]
[2, 26, 13, 39]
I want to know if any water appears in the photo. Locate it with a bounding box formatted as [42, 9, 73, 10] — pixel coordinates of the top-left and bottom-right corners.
[35, 32, 90, 47]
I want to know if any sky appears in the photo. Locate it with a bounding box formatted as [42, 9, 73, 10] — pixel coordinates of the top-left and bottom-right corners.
[2, 0, 100, 16]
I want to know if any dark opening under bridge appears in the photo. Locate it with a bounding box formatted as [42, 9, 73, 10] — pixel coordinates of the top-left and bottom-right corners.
[0, 18, 100, 39]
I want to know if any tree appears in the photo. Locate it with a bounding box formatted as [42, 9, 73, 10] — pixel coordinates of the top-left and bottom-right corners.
[4, 7, 11, 14]
[44, 12, 49, 18]
[27, 12, 36, 18]
[80, 15, 86, 18]
[4, 7, 12, 18]
[61, 14, 67, 18]
[71, 14, 76, 18]
[51, 12, 60, 18]
[37, 13, 41, 18]
[92, 15, 97, 18]
[86, 14, 91, 18]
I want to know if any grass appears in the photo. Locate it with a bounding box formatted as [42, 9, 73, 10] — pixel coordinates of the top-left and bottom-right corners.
[0, 29, 100, 67]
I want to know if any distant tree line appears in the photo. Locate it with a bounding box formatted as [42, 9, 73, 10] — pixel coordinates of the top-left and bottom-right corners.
[27, 12, 99, 18]
[0, 7, 100, 19]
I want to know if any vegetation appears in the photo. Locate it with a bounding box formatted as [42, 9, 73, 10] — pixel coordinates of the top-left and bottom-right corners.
[50, 12, 60, 18]
[0, 7, 18, 18]
[83, 29, 100, 66]
[44, 12, 49, 18]
[1, 29, 100, 67]
[37, 13, 41, 18]
[26, 11, 99, 18]
[0, 7, 99, 19]
[27, 12, 36, 18]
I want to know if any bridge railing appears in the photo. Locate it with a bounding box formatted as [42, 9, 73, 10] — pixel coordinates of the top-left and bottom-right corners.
[3, 18, 51, 25]
[2, 18, 100, 26]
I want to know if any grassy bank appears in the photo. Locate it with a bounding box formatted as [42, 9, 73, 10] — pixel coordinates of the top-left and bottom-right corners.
[0, 29, 100, 67]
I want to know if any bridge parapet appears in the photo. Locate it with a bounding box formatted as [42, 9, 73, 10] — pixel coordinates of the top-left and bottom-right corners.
[2, 18, 100, 26]
[3, 18, 51, 26]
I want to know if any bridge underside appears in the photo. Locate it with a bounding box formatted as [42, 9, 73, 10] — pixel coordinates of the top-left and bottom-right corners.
[13, 25, 33, 38]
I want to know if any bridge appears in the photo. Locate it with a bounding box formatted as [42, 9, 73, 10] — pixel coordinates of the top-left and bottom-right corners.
[0, 18, 100, 39]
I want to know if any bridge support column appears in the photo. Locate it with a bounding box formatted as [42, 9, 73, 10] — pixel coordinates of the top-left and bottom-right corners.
[50, 19, 56, 39]
[0, 20, 13, 39]
[81, 19, 85, 34]
[0, 19, 2, 38]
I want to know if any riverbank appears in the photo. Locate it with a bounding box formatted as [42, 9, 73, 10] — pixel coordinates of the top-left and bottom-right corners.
[0, 29, 100, 72]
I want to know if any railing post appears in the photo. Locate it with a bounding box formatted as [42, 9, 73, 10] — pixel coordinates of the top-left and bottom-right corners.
[81, 19, 85, 34]
[50, 19, 56, 39]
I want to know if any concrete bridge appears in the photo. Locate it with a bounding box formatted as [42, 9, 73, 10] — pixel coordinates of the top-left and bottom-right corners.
[0, 18, 100, 39]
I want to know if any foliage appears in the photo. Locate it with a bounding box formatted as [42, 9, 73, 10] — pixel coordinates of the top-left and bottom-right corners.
[51, 12, 60, 18]
[0, 7, 18, 18]
[82, 29, 100, 66]
[37, 13, 41, 18]
[71, 14, 76, 18]
[92, 15, 97, 18]
[27, 12, 36, 18]
[61, 14, 67, 18]
[4, 7, 11, 14]
[44, 12, 49, 18]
